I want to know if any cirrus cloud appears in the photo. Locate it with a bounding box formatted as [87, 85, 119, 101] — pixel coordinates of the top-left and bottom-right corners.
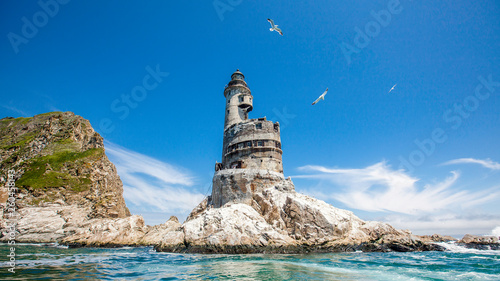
[295, 161, 499, 215]
[104, 141, 205, 223]
[442, 158, 500, 170]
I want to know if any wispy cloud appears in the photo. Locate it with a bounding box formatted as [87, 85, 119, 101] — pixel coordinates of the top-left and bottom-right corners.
[46, 105, 62, 112]
[295, 161, 498, 214]
[442, 158, 500, 170]
[1, 105, 30, 117]
[104, 141, 205, 217]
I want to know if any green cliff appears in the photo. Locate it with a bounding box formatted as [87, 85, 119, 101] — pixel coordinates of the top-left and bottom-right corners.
[0, 112, 130, 218]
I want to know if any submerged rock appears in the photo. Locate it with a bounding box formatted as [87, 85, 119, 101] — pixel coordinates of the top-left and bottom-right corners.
[457, 234, 500, 250]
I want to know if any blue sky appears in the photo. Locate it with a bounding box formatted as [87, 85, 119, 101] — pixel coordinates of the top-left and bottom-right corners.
[1, 0, 499, 237]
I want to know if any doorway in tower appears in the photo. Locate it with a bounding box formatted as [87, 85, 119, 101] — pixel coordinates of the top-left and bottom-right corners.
[231, 161, 242, 169]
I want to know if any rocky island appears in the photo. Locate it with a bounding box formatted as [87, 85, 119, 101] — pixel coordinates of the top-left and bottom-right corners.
[155, 70, 445, 253]
[1, 71, 498, 253]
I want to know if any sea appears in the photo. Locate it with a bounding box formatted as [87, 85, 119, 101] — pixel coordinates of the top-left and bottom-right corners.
[0, 243, 499, 280]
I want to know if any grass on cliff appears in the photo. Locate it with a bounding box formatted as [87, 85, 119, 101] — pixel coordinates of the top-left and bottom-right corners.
[34, 112, 63, 117]
[17, 148, 104, 191]
[0, 117, 32, 128]
[1, 132, 37, 149]
[0, 117, 35, 149]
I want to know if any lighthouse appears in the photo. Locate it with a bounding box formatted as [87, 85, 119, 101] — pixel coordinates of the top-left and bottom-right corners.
[212, 70, 287, 208]
[219, 70, 283, 173]
[223, 69, 253, 129]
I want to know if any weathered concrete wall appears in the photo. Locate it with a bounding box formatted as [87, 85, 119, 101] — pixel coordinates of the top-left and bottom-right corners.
[223, 71, 253, 130]
[211, 169, 289, 208]
[219, 70, 284, 174]
[222, 118, 283, 173]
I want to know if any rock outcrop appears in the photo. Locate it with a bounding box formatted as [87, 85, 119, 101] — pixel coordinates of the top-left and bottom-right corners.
[0, 112, 129, 219]
[0, 112, 136, 244]
[0, 112, 186, 247]
[417, 234, 457, 243]
[156, 169, 445, 253]
[457, 234, 500, 250]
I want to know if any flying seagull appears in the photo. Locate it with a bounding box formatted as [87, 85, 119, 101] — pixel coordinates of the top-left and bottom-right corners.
[388, 83, 397, 93]
[267, 18, 283, 36]
[312, 88, 328, 105]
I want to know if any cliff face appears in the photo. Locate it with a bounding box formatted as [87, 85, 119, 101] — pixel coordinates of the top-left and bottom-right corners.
[0, 112, 130, 219]
[0, 112, 166, 243]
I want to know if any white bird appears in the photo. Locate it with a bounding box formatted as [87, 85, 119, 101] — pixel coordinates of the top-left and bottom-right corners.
[388, 83, 397, 93]
[312, 88, 328, 105]
[267, 18, 283, 36]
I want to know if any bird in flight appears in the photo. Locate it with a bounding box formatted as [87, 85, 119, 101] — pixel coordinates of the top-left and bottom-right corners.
[388, 84, 397, 93]
[267, 19, 283, 36]
[312, 88, 328, 105]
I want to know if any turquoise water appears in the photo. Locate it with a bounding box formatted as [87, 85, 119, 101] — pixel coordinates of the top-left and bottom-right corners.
[1, 243, 499, 280]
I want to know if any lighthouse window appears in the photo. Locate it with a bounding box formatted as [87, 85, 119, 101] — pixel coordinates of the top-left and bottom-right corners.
[246, 141, 251, 147]
[256, 123, 262, 129]
[239, 96, 244, 102]
[257, 141, 263, 147]
[238, 143, 244, 149]
[227, 110, 230, 114]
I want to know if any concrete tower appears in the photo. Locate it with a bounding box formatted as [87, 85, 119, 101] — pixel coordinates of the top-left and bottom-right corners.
[212, 70, 286, 208]
[223, 70, 253, 130]
[219, 70, 283, 173]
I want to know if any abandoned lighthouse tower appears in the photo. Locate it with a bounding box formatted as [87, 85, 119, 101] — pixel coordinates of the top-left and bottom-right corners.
[211, 70, 292, 208]
[221, 70, 283, 172]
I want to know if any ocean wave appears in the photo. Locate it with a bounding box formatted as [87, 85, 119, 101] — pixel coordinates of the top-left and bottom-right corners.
[1, 246, 499, 280]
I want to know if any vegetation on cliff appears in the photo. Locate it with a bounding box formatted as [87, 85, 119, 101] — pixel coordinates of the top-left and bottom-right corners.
[0, 111, 130, 218]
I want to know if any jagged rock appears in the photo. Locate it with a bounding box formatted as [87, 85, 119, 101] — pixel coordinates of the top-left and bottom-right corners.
[0, 112, 134, 244]
[157, 203, 296, 253]
[417, 234, 457, 243]
[0, 112, 196, 247]
[63, 215, 147, 247]
[156, 170, 444, 253]
[186, 198, 208, 221]
[457, 234, 500, 250]
[0, 112, 130, 219]
[139, 216, 182, 245]
[458, 234, 499, 244]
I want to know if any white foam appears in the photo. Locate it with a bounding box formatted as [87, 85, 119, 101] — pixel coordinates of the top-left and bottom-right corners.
[456, 271, 499, 280]
[436, 242, 500, 255]
[492, 226, 500, 237]
[8, 242, 68, 248]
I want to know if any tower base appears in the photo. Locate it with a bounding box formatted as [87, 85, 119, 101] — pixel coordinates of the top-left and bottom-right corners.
[211, 169, 293, 208]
